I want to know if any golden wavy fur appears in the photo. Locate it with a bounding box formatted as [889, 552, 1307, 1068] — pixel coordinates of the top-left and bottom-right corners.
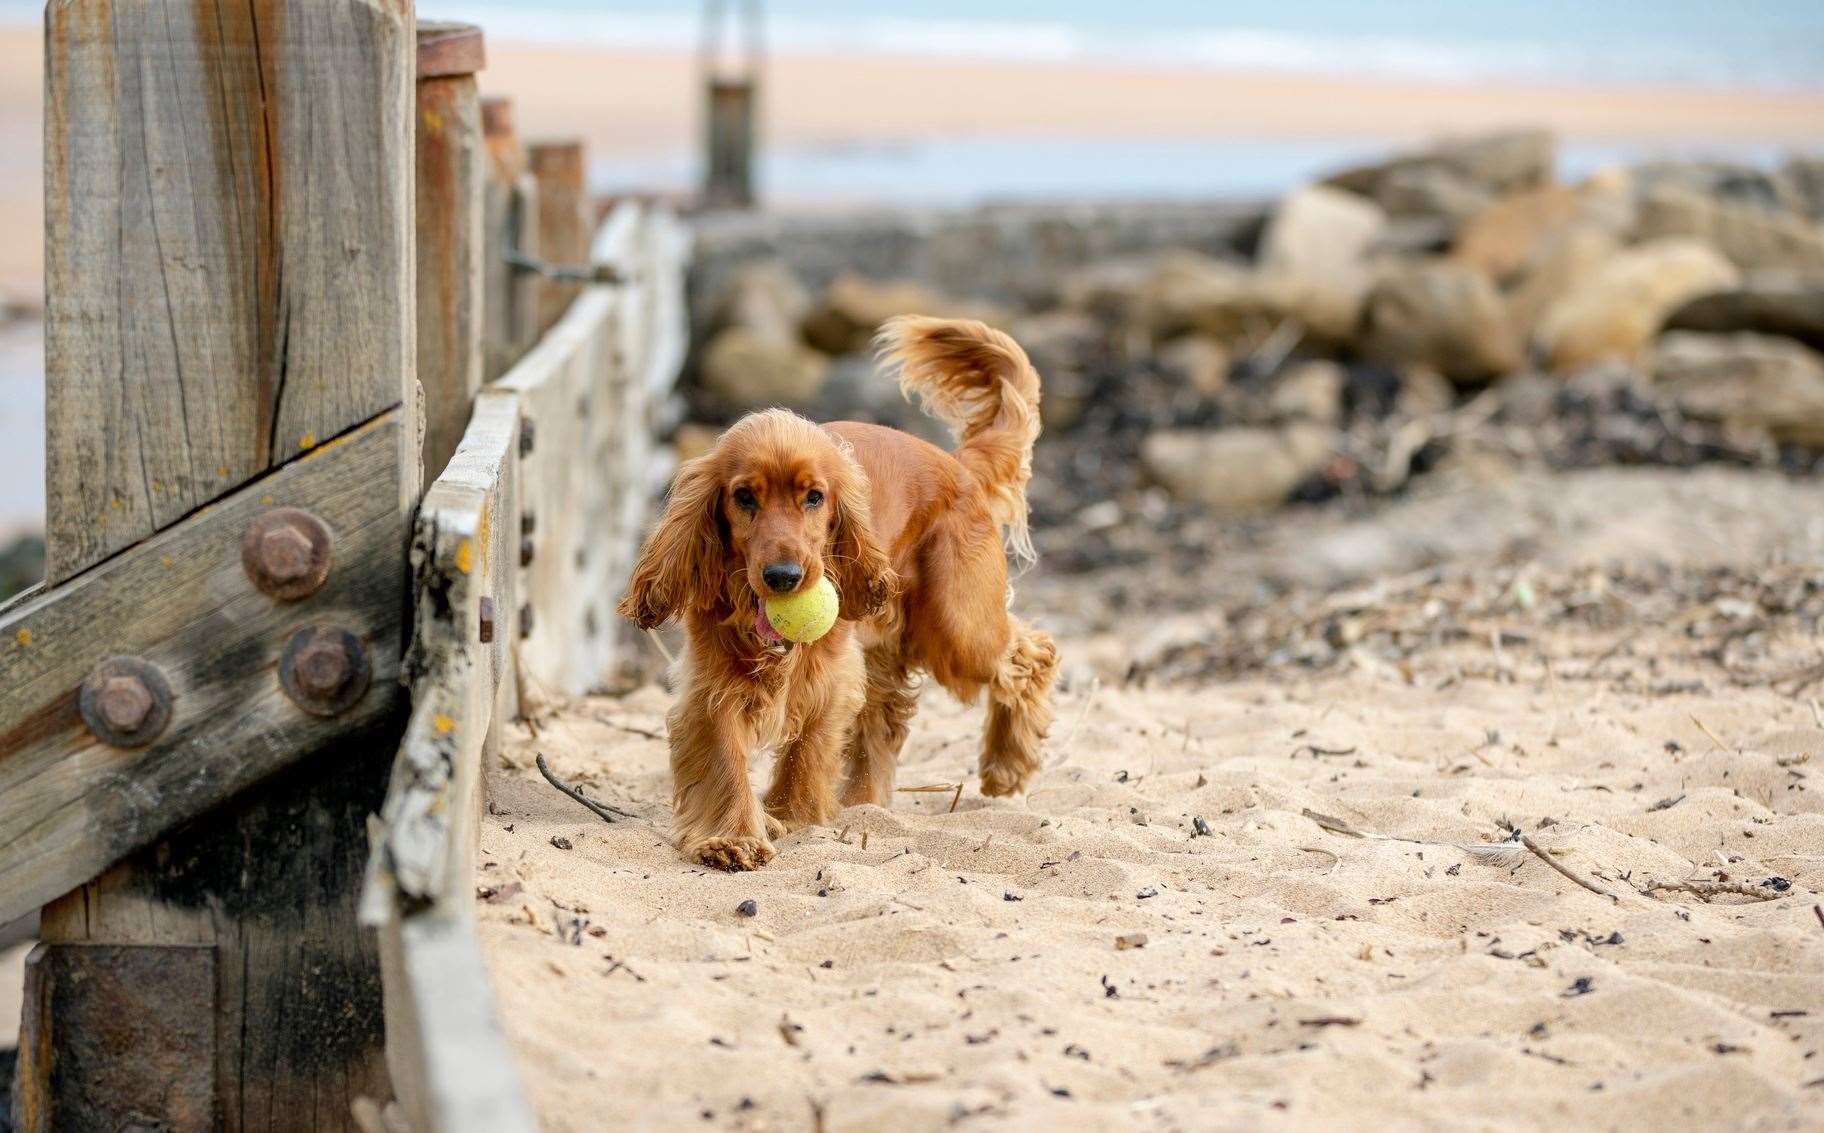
[619, 318, 1058, 870]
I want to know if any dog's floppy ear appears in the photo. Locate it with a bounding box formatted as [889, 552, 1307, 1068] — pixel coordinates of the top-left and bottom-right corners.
[618, 455, 725, 630]
[827, 448, 897, 621]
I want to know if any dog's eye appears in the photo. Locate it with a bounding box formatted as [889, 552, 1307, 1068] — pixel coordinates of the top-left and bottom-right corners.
[732, 487, 757, 512]
[804, 489, 824, 509]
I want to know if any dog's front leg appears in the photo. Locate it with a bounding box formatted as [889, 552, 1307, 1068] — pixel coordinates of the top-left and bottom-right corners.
[667, 696, 776, 871]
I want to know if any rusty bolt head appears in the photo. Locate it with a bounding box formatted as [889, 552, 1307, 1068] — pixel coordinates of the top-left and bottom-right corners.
[520, 603, 535, 639]
[519, 418, 536, 457]
[79, 657, 175, 748]
[520, 537, 535, 567]
[279, 626, 371, 717]
[478, 596, 496, 643]
[521, 511, 536, 537]
[97, 674, 155, 732]
[242, 508, 334, 600]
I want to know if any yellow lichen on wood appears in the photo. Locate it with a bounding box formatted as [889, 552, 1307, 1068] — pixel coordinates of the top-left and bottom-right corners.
[433, 713, 456, 735]
[14, 628, 32, 647]
[454, 537, 474, 574]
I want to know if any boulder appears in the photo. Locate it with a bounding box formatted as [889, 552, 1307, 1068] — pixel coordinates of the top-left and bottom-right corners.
[1782, 156, 1824, 221]
[1635, 185, 1824, 274]
[1653, 331, 1824, 447]
[1154, 335, 1230, 396]
[1505, 225, 1620, 339]
[1373, 166, 1492, 229]
[1012, 310, 1107, 433]
[799, 273, 1011, 356]
[815, 355, 952, 445]
[1534, 239, 1740, 370]
[709, 260, 810, 344]
[1358, 260, 1523, 383]
[1256, 186, 1387, 341]
[1452, 184, 1583, 283]
[1631, 160, 1807, 215]
[1663, 278, 1824, 352]
[1140, 425, 1334, 514]
[1326, 130, 1555, 200]
[1265, 360, 1345, 424]
[671, 422, 722, 464]
[699, 326, 831, 407]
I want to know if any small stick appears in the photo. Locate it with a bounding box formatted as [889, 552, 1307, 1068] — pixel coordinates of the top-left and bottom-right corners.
[950, 780, 965, 813]
[898, 783, 962, 793]
[1814, 904, 1823, 931]
[1512, 828, 1620, 903]
[1690, 714, 1733, 755]
[1640, 877, 1787, 902]
[536, 753, 637, 823]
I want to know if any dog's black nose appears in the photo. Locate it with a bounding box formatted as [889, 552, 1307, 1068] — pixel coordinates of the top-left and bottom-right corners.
[762, 562, 803, 593]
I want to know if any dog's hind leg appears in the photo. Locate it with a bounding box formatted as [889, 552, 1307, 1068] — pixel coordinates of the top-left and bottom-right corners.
[978, 618, 1058, 798]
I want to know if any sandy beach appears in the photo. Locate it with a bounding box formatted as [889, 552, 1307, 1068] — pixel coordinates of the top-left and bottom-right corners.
[477, 465, 1824, 1131]
[3, 24, 1824, 301]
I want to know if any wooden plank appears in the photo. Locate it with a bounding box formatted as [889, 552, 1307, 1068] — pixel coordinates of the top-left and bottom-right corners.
[43, 0, 419, 584]
[366, 392, 534, 1131]
[30, 728, 399, 1131]
[0, 412, 409, 929]
[480, 98, 542, 381]
[13, 943, 216, 1132]
[528, 139, 588, 334]
[416, 24, 486, 480]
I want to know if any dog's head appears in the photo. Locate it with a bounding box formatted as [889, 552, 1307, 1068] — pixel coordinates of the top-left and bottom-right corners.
[618, 410, 897, 638]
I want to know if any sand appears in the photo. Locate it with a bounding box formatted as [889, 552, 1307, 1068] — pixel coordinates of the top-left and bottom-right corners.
[477, 466, 1824, 1132]
[4, 23, 1824, 300]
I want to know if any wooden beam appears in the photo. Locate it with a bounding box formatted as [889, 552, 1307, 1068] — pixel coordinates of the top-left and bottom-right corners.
[0, 412, 410, 929]
[480, 98, 543, 381]
[43, 0, 419, 584]
[528, 139, 589, 334]
[416, 22, 487, 480]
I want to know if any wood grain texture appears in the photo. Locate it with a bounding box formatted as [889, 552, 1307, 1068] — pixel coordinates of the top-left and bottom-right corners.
[416, 65, 486, 480]
[0, 412, 409, 928]
[35, 716, 402, 1133]
[366, 392, 534, 1131]
[43, 0, 418, 584]
[528, 139, 588, 334]
[481, 99, 543, 382]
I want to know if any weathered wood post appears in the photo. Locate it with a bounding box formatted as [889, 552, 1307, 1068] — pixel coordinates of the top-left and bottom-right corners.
[8, 3, 418, 1128]
[416, 22, 487, 481]
[700, 0, 761, 209]
[528, 138, 589, 333]
[479, 97, 543, 380]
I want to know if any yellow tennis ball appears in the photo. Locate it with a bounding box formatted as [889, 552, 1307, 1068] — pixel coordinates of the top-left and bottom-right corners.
[763, 575, 840, 643]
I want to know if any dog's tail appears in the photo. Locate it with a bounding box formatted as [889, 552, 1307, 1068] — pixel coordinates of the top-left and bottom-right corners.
[874, 315, 1042, 568]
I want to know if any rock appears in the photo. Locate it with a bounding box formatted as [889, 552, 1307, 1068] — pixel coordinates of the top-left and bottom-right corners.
[1326, 130, 1555, 200]
[1373, 166, 1492, 228]
[710, 260, 810, 344]
[699, 326, 831, 407]
[1397, 367, 1458, 417]
[1154, 335, 1230, 396]
[1534, 239, 1740, 370]
[1635, 185, 1824, 274]
[1265, 360, 1345, 424]
[1140, 425, 1333, 514]
[1783, 156, 1824, 221]
[1358, 260, 1523, 383]
[1631, 160, 1807, 215]
[1663, 277, 1824, 352]
[1013, 310, 1106, 432]
[1506, 225, 1620, 339]
[1058, 255, 1163, 320]
[1653, 331, 1824, 446]
[814, 355, 952, 447]
[1256, 186, 1388, 342]
[1453, 184, 1583, 283]
[800, 273, 1009, 356]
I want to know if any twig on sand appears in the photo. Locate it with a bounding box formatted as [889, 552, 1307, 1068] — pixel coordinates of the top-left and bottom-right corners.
[536, 753, 637, 823]
[1690, 713, 1734, 754]
[1506, 825, 1620, 903]
[1638, 877, 1789, 902]
[1814, 904, 1824, 931]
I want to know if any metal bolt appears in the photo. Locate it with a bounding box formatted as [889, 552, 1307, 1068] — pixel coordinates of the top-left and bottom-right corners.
[519, 418, 536, 457]
[520, 537, 535, 567]
[278, 626, 371, 717]
[479, 596, 496, 643]
[79, 657, 175, 748]
[521, 511, 536, 537]
[242, 508, 333, 600]
[97, 675, 154, 732]
[519, 603, 535, 639]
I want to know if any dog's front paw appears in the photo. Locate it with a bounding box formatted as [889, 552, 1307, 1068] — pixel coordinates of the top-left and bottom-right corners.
[687, 835, 777, 872]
